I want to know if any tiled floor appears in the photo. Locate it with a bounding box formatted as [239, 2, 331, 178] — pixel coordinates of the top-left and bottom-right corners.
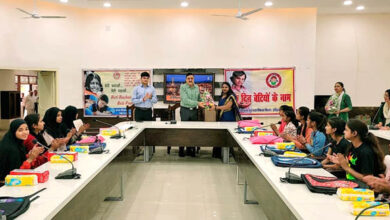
[91, 147, 268, 220]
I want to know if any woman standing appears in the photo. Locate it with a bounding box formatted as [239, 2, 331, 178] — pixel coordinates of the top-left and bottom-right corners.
[325, 82, 352, 121]
[211, 83, 241, 158]
[374, 89, 390, 130]
[215, 82, 241, 121]
[0, 119, 44, 185]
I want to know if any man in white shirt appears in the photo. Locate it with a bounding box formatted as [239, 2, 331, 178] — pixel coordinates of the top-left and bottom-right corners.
[33, 90, 39, 113]
[24, 91, 35, 115]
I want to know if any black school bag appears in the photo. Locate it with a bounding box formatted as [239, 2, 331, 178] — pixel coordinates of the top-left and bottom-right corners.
[301, 174, 360, 195]
[0, 188, 46, 220]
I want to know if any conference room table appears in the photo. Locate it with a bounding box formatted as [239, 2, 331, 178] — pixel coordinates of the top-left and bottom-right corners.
[0, 122, 388, 220]
[370, 129, 390, 155]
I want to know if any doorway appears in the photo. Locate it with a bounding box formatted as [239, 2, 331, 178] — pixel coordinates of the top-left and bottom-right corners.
[37, 71, 57, 115]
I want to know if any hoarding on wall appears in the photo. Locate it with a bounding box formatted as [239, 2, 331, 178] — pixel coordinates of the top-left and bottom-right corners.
[83, 69, 152, 117]
[224, 68, 295, 116]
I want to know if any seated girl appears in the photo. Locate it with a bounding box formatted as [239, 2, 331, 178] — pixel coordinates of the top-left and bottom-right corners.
[321, 117, 349, 174]
[43, 107, 75, 151]
[61, 105, 90, 145]
[271, 105, 293, 136]
[0, 119, 46, 186]
[331, 119, 386, 181]
[24, 114, 62, 152]
[298, 111, 328, 157]
[279, 109, 298, 139]
[282, 107, 312, 150]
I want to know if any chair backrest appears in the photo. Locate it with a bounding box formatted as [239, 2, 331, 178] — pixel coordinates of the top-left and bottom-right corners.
[126, 104, 136, 121]
[168, 103, 180, 120]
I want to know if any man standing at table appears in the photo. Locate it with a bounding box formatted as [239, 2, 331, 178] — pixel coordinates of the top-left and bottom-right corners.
[179, 73, 204, 157]
[132, 72, 157, 121]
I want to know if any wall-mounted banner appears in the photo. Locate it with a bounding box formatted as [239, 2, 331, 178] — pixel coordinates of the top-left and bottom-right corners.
[224, 68, 295, 116]
[83, 69, 153, 117]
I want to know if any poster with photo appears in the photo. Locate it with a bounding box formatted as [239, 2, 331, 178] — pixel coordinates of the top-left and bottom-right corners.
[83, 69, 153, 117]
[224, 68, 295, 116]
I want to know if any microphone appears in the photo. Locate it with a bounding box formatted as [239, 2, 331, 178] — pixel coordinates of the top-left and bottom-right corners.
[260, 121, 281, 128]
[32, 140, 80, 179]
[369, 102, 384, 130]
[251, 121, 281, 137]
[281, 142, 332, 184]
[93, 119, 124, 139]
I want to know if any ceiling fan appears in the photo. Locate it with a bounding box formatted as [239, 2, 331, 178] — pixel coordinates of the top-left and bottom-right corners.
[212, 0, 262, 20]
[16, 0, 66, 19]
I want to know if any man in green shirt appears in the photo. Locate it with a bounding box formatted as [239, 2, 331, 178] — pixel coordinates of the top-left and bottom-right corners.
[179, 73, 204, 157]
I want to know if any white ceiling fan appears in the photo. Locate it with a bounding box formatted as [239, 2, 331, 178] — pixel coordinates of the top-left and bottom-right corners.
[212, 0, 262, 20]
[16, 0, 66, 19]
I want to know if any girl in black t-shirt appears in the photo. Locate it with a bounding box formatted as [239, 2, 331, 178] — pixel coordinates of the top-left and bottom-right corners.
[331, 119, 386, 181]
[322, 117, 349, 171]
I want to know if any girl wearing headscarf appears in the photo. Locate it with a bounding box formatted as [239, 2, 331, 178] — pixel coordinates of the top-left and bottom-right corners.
[24, 114, 61, 152]
[42, 107, 75, 151]
[0, 119, 45, 185]
[61, 106, 90, 144]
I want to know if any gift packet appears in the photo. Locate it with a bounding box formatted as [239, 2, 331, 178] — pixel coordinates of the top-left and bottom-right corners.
[276, 142, 295, 150]
[282, 151, 307, 158]
[10, 169, 49, 183]
[5, 175, 38, 186]
[69, 145, 89, 153]
[47, 152, 78, 161]
[337, 188, 375, 201]
[351, 201, 390, 216]
[50, 155, 75, 163]
[254, 130, 273, 136]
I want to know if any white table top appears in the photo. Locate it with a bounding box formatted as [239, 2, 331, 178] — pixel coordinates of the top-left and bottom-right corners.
[0, 122, 387, 220]
[370, 129, 390, 141]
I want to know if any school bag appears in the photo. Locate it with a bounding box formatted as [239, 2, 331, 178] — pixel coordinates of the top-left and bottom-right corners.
[271, 156, 322, 168]
[0, 188, 46, 219]
[301, 174, 359, 195]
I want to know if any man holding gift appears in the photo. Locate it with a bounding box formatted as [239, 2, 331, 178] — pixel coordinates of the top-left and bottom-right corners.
[179, 73, 204, 157]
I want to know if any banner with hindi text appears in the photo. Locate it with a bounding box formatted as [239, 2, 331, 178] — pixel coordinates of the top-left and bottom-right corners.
[224, 68, 295, 116]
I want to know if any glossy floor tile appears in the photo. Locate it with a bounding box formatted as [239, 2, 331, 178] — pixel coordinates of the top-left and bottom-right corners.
[91, 147, 268, 220]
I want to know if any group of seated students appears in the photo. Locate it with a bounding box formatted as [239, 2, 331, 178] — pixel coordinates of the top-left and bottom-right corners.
[271, 103, 390, 197]
[0, 106, 89, 186]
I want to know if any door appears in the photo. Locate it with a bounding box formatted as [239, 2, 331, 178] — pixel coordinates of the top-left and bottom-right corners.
[37, 71, 57, 115]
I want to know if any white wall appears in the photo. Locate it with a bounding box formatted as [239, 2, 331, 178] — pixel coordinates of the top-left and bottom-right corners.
[316, 13, 390, 106]
[0, 0, 317, 111]
[0, 70, 16, 91]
